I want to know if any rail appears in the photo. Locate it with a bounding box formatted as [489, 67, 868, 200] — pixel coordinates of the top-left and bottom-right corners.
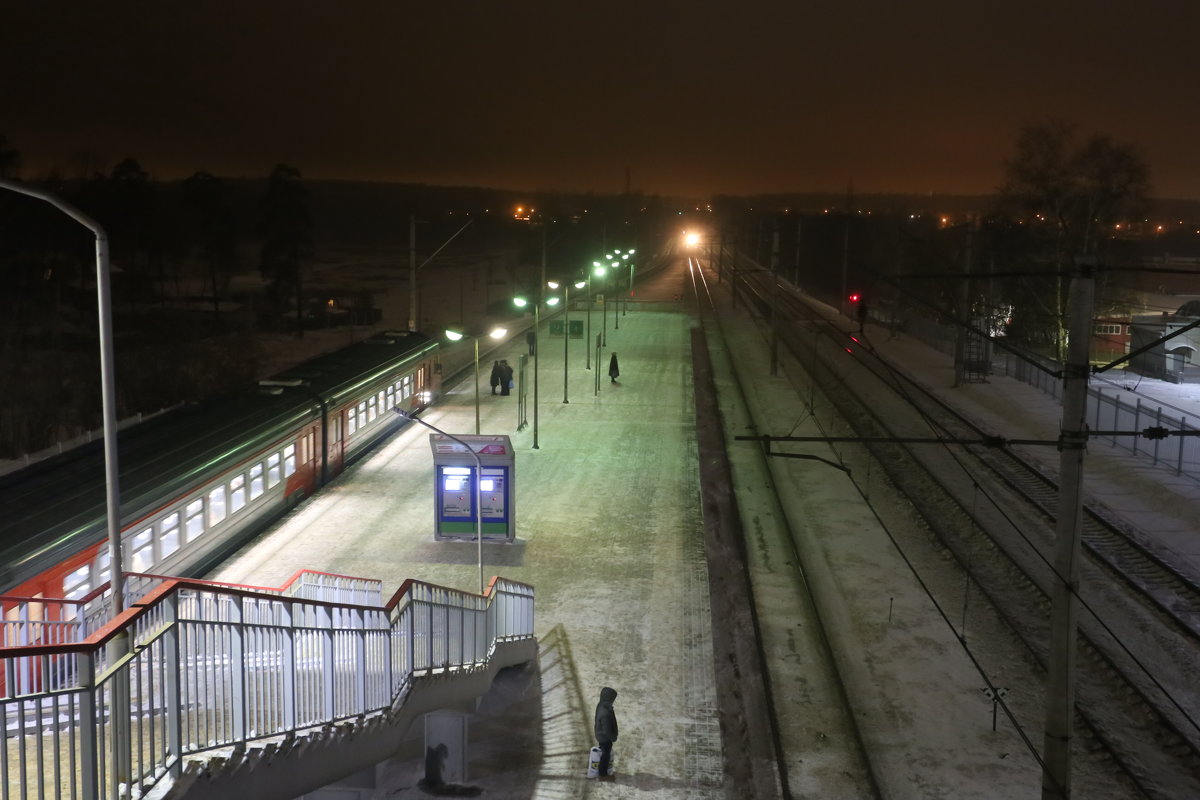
[1, 573, 535, 800]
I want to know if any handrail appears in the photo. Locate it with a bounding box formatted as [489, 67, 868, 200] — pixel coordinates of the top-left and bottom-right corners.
[1, 573, 535, 800]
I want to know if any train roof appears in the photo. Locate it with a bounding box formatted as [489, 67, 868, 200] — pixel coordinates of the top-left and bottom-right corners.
[0, 329, 438, 589]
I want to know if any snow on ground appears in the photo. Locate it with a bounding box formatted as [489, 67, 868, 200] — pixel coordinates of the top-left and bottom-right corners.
[218, 254, 1197, 798]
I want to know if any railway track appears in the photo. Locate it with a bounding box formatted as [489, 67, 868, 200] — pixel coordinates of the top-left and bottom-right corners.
[725, 257, 1200, 799]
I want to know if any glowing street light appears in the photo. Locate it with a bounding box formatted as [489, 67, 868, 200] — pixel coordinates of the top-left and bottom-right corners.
[445, 325, 506, 434]
[513, 294, 559, 449]
[548, 280, 585, 403]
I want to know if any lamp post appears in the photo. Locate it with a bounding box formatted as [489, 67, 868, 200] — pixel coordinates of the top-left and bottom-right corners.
[0, 178, 131, 787]
[623, 250, 635, 317]
[395, 409, 486, 595]
[548, 280, 585, 403]
[445, 325, 506, 435]
[513, 295, 559, 449]
[588, 262, 608, 358]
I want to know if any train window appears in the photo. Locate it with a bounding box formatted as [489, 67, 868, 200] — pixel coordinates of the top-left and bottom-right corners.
[268, 453, 281, 487]
[402, 375, 413, 400]
[130, 527, 154, 572]
[185, 499, 205, 541]
[347, 406, 357, 435]
[160, 512, 181, 558]
[230, 474, 247, 512]
[96, 549, 111, 587]
[64, 564, 91, 600]
[367, 395, 377, 422]
[284, 444, 296, 476]
[250, 463, 265, 499]
[386, 386, 395, 410]
[377, 390, 385, 414]
[208, 486, 227, 525]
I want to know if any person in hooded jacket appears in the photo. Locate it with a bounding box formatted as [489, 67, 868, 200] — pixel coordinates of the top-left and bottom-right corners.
[499, 360, 513, 396]
[594, 686, 618, 780]
[608, 352, 620, 383]
[489, 360, 502, 395]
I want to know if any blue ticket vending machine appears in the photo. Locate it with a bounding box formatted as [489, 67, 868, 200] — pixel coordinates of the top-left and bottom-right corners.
[429, 434, 515, 542]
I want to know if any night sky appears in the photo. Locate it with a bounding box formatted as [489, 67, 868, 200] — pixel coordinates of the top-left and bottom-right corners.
[4, 1, 1198, 199]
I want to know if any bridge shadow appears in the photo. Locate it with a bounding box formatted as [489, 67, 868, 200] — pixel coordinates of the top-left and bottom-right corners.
[377, 623, 595, 798]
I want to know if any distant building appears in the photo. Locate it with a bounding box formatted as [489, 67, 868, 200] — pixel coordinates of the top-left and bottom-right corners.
[1128, 304, 1200, 383]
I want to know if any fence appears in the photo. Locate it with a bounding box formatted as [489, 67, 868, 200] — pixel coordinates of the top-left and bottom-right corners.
[1, 574, 534, 800]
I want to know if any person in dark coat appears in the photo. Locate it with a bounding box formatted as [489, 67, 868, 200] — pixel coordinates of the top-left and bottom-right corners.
[608, 352, 620, 383]
[593, 686, 618, 780]
[499, 360, 513, 396]
[489, 360, 502, 395]
[526, 329, 536, 355]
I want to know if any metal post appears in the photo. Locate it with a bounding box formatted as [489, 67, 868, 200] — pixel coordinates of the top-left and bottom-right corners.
[0, 180, 130, 786]
[1041, 267, 1095, 800]
[396, 410, 485, 594]
[533, 303, 540, 449]
[563, 286, 571, 403]
[585, 277, 592, 369]
[473, 338, 480, 435]
[602, 275, 608, 345]
[409, 214, 417, 331]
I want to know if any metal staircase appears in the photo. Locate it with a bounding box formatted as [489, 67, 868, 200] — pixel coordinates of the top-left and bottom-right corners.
[1, 572, 536, 800]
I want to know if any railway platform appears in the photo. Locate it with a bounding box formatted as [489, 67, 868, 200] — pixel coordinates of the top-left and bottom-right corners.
[9, 250, 1192, 799]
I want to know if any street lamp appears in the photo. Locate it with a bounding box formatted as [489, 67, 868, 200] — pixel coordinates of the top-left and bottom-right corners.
[0, 178, 131, 783]
[588, 262, 608, 360]
[623, 250, 635, 317]
[445, 325, 506, 435]
[513, 294, 559, 449]
[395, 408, 486, 595]
[548, 280, 585, 403]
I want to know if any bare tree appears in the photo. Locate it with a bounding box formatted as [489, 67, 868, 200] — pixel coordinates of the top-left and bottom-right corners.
[1000, 120, 1149, 359]
[258, 164, 313, 338]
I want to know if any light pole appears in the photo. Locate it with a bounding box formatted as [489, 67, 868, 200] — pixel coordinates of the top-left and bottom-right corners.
[445, 325, 506, 435]
[588, 262, 608, 356]
[623, 250, 635, 317]
[395, 409, 486, 595]
[513, 295, 559, 449]
[548, 280, 585, 403]
[0, 179, 131, 786]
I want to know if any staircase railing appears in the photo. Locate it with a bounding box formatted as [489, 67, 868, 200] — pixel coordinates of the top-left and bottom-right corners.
[1, 574, 534, 800]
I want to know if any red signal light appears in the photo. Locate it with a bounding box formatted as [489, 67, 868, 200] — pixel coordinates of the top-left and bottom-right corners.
[848, 293, 861, 303]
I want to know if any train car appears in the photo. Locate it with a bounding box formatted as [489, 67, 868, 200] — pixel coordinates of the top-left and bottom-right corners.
[0, 330, 440, 605]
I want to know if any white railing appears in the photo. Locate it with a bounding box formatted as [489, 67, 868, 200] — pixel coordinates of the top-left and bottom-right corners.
[1, 574, 534, 800]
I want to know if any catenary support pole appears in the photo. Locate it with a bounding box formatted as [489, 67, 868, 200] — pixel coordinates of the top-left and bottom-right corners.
[1041, 264, 1095, 800]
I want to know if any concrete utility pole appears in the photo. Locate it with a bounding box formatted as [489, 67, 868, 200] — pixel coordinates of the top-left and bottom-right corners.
[1041, 262, 1095, 800]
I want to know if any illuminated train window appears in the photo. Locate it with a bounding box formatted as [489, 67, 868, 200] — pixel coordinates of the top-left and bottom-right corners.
[230, 475, 246, 513]
[208, 486, 228, 526]
[402, 374, 413, 400]
[284, 444, 296, 476]
[268, 453, 281, 488]
[160, 512, 180, 558]
[386, 385, 395, 410]
[131, 528, 154, 572]
[368, 395, 378, 422]
[250, 463, 265, 500]
[64, 564, 91, 600]
[185, 499, 204, 541]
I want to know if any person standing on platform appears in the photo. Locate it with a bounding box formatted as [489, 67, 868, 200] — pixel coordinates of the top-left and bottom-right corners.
[499, 359, 513, 396]
[526, 329, 536, 355]
[594, 686, 619, 781]
[608, 352, 620, 383]
[489, 360, 502, 395]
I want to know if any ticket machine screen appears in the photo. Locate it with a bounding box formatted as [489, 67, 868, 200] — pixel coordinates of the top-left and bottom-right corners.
[438, 466, 508, 521]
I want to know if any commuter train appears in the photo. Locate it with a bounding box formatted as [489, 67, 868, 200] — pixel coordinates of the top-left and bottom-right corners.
[0, 329, 441, 603]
